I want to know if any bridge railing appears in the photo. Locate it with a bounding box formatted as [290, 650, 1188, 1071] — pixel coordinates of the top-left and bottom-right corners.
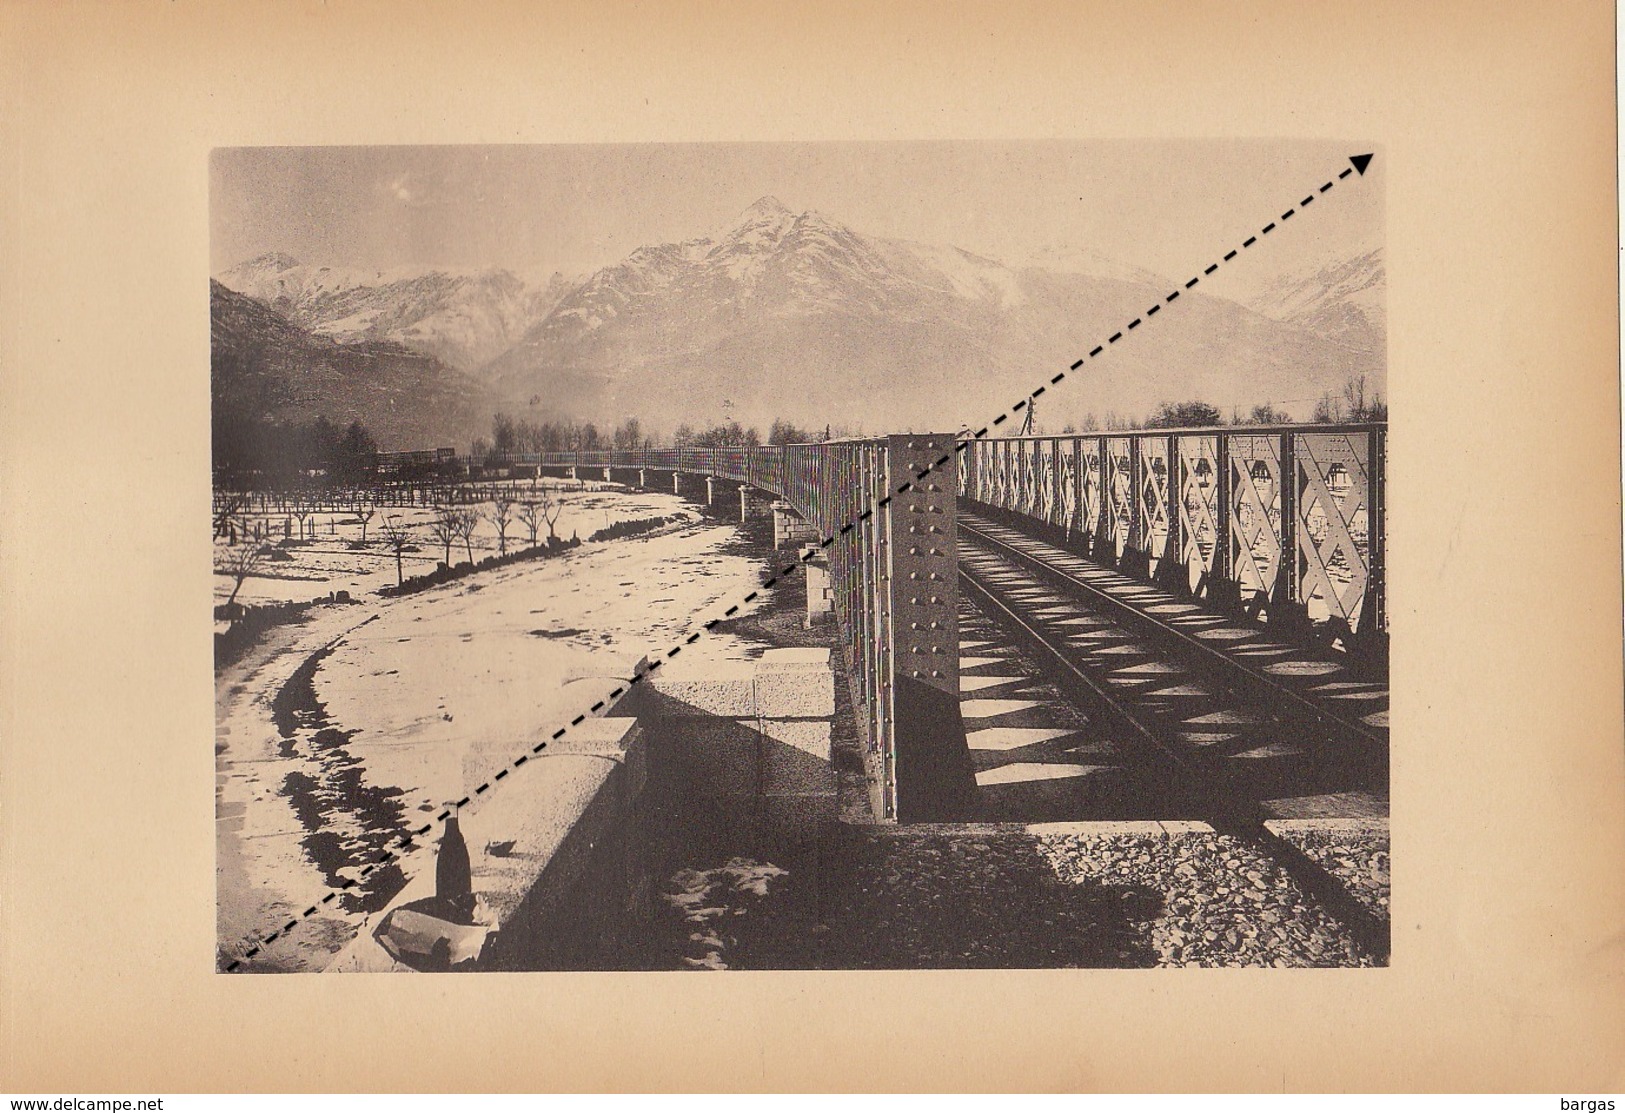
[961, 423, 1387, 647]
[526, 436, 971, 820]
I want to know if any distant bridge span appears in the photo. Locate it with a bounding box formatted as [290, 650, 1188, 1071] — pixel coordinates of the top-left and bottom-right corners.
[512, 423, 1387, 822]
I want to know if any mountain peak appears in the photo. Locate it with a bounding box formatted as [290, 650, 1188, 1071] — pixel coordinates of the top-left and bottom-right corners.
[240, 251, 302, 272]
[724, 196, 800, 243]
[742, 195, 791, 218]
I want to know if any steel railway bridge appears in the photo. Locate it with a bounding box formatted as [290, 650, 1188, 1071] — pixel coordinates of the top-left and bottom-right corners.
[511, 423, 1387, 825]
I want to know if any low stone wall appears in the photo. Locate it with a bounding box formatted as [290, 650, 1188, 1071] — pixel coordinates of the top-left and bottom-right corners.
[326, 718, 647, 972]
[325, 649, 838, 972]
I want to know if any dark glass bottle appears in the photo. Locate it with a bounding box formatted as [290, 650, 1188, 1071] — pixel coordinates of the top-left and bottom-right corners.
[436, 813, 473, 921]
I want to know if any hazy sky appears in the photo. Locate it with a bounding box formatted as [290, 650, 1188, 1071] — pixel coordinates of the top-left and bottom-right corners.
[211, 141, 1382, 300]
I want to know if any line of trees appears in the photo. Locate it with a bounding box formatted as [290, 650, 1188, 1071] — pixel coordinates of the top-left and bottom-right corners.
[354, 487, 569, 589]
[474, 413, 843, 459]
[478, 414, 690, 457]
[1054, 375, 1387, 434]
[214, 414, 380, 487]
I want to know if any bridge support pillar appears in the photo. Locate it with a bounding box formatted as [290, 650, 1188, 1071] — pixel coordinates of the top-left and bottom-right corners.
[704, 476, 720, 507]
[772, 502, 817, 549]
[803, 548, 834, 627]
[739, 486, 772, 522]
[883, 434, 976, 824]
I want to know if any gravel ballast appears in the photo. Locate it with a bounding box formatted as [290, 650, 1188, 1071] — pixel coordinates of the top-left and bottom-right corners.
[1034, 823, 1388, 968]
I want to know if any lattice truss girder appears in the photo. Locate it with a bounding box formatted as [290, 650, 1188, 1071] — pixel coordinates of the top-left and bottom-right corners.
[1295, 433, 1371, 627]
[1107, 439, 1134, 548]
[1138, 439, 1171, 556]
[1177, 435, 1221, 577]
[1229, 435, 1284, 596]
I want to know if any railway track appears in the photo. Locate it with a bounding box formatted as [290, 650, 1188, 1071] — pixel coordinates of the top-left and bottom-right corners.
[956, 508, 1391, 959]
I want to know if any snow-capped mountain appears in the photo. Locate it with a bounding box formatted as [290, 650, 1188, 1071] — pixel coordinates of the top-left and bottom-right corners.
[482, 197, 1384, 431]
[1247, 247, 1385, 356]
[216, 255, 574, 373]
[214, 197, 1385, 445]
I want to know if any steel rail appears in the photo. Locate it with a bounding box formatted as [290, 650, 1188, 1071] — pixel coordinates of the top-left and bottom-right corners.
[958, 512, 1387, 763]
[957, 548, 1392, 961]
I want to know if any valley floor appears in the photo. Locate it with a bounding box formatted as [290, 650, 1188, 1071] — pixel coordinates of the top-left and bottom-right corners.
[215, 489, 772, 972]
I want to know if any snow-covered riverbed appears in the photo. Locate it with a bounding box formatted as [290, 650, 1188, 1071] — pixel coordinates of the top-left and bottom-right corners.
[215, 489, 774, 972]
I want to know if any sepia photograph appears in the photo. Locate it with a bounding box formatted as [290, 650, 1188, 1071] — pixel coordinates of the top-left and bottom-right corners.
[212, 141, 1390, 973]
[5, 0, 1621, 1097]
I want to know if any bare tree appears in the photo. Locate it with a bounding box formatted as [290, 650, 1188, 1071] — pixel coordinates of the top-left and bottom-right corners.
[355, 499, 376, 544]
[291, 493, 313, 541]
[485, 490, 515, 556]
[1341, 373, 1387, 421]
[213, 492, 247, 541]
[454, 507, 480, 564]
[219, 542, 266, 608]
[1312, 390, 1344, 423]
[429, 505, 460, 567]
[378, 516, 412, 587]
[540, 489, 564, 542]
[517, 498, 544, 547]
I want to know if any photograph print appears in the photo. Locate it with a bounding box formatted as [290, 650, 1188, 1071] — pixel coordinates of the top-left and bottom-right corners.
[211, 140, 1388, 973]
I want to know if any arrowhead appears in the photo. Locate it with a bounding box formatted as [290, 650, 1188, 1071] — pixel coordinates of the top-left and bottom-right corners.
[1349, 153, 1373, 176]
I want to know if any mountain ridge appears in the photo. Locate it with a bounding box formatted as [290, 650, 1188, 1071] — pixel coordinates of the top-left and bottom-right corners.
[214, 197, 1385, 444]
[210, 279, 486, 452]
[217, 255, 576, 373]
[477, 197, 1383, 431]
